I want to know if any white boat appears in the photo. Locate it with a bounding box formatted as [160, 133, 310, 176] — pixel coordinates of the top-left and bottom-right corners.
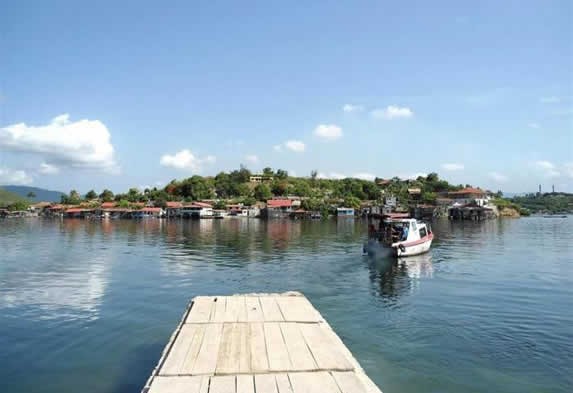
[364, 216, 434, 257]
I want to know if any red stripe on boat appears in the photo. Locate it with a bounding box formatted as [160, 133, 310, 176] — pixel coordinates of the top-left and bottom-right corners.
[400, 233, 434, 247]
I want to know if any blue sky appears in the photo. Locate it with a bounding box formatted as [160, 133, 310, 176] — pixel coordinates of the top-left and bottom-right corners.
[1, 0, 571, 193]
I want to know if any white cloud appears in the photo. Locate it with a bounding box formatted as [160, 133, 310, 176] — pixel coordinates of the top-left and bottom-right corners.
[273, 145, 282, 152]
[314, 124, 342, 141]
[399, 172, 427, 180]
[284, 140, 305, 153]
[0, 114, 117, 172]
[39, 162, 60, 175]
[155, 181, 164, 187]
[441, 163, 464, 171]
[533, 160, 560, 177]
[0, 167, 33, 185]
[329, 172, 346, 180]
[353, 173, 376, 181]
[564, 163, 573, 178]
[371, 105, 413, 120]
[245, 154, 259, 164]
[534, 160, 555, 170]
[489, 172, 508, 182]
[540, 96, 560, 104]
[316, 172, 346, 180]
[528, 123, 540, 129]
[343, 104, 364, 113]
[159, 149, 216, 172]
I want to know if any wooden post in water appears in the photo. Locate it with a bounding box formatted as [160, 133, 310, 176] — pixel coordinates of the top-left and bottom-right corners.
[142, 292, 383, 393]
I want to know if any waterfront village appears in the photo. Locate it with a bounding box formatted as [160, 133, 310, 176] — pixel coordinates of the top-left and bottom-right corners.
[1, 169, 523, 220]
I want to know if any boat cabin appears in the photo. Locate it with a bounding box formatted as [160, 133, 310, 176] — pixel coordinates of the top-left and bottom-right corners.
[375, 218, 431, 245]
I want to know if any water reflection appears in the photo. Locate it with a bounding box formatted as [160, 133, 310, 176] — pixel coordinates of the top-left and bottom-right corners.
[366, 253, 434, 303]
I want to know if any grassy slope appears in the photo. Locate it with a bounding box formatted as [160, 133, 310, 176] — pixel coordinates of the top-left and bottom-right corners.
[0, 188, 26, 205]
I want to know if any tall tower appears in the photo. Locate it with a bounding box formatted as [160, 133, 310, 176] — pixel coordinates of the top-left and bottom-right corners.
[539, 184, 542, 194]
[552, 184, 555, 193]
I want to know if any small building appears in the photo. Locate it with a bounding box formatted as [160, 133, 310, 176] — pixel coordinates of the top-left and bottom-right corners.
[448, 187, 491, 207]
[249, 174, 274, 183]
[132, 207, 164, 218]
[180, 202, 213, 218]
[336, 207, 355, 217]
[385, 195, 397, 207]
[165, 201, 184, 218]
[407, 188, 422, 201]
[64, 208, 92, 218]
[262, 199, 293, 218]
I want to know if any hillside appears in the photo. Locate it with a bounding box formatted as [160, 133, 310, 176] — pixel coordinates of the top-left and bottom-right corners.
[0, 188, 25, 205]
[511, 193, 573, 214]
[1, 185, 65, 202]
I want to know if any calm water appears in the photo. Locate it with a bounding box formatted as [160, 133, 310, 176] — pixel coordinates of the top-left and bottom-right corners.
[0, 217, 572, 393]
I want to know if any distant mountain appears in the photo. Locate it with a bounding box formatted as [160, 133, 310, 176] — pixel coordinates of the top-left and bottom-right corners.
[0, 188, 25, 205]
[1, 185, 65, 202]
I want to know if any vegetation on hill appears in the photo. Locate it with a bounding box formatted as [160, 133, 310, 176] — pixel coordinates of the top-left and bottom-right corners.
[1, 185, 65, 202]
[509, 193, 573, 214]
[58, 167, 477, 211]
[0, 188, 26, 205]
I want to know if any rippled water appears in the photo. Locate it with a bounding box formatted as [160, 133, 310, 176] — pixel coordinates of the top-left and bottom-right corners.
[0, 217, 571, 393]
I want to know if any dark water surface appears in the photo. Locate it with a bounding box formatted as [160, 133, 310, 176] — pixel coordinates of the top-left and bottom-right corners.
[0, 217, 571, 393]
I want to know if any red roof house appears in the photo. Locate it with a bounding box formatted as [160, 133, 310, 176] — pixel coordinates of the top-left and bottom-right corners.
[267, 199, 292, 208]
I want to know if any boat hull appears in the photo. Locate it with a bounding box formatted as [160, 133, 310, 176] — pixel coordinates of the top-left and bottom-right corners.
[363, 236, 433, 257]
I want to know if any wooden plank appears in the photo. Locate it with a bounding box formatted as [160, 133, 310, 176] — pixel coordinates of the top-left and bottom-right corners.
[254, 374, 278, 393]
[192, 323, 223, 375]
[186, 296, 215, 323]
[279, 323, 317, 371]
[275, 374, 294, 393]
[160, 324, 204, 375]
[209, 375, 236, 393]
[212, 297, 227, 322]
[298, 324, 353, 371]
[276, 297, 321, 323]
[249, 322, 269, 373]
[259, 297, 284, 321]
[236, 296, 248, 322]
[224, 296, 245, 322]
[216, 323, 250, 374]
[148, 376, 206, 393]
[288, 372, 341, 393]
[245, 297, 264, 322]
[180, 324, 207, 374]
[264, 322, 291, 371]
[331, 372, 368, 393]
[236, 375, 255, 393]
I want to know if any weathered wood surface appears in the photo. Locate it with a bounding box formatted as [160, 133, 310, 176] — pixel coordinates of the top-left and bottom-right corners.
[143, 292, 382, 393]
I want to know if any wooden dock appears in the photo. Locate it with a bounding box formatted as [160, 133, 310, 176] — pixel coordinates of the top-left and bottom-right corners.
[142, 292, 382, 393]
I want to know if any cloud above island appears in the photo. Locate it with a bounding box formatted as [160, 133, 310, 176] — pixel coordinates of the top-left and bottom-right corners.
[314, 124, 342, 141]
[371, 105, 414, 120]
[0, 167, 33, 185]
[0, 114, 117, 173]
[160, 149, 216, 172]
[441, 163, 464, 171]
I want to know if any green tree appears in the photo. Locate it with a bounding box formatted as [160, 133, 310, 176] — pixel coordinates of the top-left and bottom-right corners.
[271, 180, 289, 196]
[263, 167, 274, 176]
[26, 191, 36, 199]
[343, 196, 361, 209]
[61, 190, 82, 205]
[127, 188, 142, 202]
[100, 189, 114, 202]
[85, 190, 98, 200]
[8, 200, 30, 211]
[310, 170, 318, 186]
[275, 169, 288, 180]
[254, 183, 272, 201]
